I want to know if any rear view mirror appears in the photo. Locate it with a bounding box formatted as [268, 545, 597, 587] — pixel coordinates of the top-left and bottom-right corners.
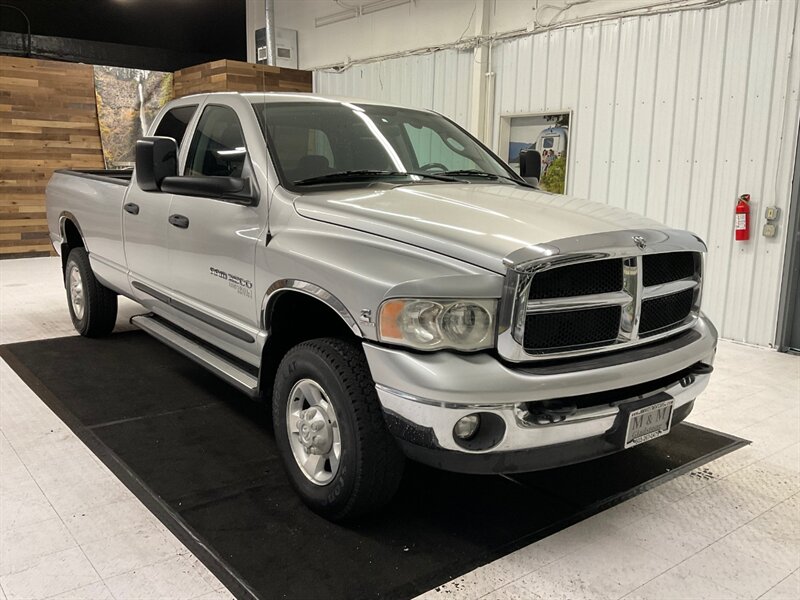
[519, 149, 542, 184]
[136, 136, 178, 191]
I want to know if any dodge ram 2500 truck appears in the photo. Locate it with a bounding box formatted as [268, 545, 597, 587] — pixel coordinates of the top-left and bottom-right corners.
[46, 92, 717, 521]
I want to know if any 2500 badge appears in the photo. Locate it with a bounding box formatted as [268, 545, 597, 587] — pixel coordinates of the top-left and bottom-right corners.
[210, 267, 253, 298]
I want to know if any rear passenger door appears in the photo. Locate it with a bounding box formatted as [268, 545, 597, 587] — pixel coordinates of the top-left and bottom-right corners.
[124, 101, 197, 305]
[167, 101, 266, 347]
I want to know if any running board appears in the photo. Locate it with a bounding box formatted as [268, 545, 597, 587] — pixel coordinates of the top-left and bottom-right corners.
[130, 314, 259, 398]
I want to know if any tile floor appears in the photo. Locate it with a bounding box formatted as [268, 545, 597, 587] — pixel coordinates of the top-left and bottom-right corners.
[1, 257, 798, 600]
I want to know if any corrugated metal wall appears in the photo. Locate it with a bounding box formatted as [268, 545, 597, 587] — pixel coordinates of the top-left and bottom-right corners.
[314, 49, 474, 127]
[314, 0, 800, 347]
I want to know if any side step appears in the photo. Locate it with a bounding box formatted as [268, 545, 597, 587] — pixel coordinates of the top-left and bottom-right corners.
[131, 314, 259, 398]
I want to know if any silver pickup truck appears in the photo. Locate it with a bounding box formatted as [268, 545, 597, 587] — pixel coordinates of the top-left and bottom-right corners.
[46, 92, 717, 521]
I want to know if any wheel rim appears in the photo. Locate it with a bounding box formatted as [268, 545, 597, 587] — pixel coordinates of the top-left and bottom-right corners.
[286, 378, 341, 486]
[68, 264, 85, 320]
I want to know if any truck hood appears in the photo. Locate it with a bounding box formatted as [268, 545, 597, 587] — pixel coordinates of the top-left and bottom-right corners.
[294, 183, 665, 273]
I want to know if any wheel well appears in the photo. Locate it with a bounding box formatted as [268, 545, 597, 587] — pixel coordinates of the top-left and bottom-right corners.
[260, 291, 359, 401]
[60, 219, 84, 274]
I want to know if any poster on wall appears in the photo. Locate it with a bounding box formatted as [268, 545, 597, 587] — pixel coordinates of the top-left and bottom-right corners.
[93, 66, 174, 169]
[505, 112, 570, 194]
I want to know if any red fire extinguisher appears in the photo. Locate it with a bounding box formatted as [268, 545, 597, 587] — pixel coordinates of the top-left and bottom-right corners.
[735, 194, 750, 241]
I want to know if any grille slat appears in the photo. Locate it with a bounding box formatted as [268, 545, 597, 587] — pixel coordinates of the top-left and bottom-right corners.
[524, 306, 621, 351]
[528, 259, 623, 300]
[640, 288, 695, 336]
[642, 252, 696, 287]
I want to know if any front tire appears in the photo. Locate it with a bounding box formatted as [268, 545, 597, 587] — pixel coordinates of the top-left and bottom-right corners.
[64, 248, 118, 337]
[272, 338, 405, 521]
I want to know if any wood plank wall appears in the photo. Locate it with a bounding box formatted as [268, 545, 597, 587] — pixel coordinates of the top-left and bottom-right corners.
[0, 56, 105, 259]
[174, 59, 312, 97]
[0, 56, 312, 259]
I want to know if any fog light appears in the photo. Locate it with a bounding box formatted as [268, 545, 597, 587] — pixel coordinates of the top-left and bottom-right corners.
[454, 414, 480, 440]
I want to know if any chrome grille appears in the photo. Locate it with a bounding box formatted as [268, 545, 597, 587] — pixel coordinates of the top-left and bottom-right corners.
[497, 230, 706, 362]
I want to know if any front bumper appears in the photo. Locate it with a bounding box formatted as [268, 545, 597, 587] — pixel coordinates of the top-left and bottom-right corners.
[363, 316, 718, 474]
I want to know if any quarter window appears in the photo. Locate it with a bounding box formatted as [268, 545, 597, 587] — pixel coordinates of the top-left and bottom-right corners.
[185, 105, 248, 177]
[153, 105, 197, 148]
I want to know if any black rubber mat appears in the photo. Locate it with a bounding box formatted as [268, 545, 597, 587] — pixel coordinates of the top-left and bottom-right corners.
[0, 332, 747, 600]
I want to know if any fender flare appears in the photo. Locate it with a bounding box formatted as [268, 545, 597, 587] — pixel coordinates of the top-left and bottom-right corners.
[58, 211, 89, 252]
[261, 279, 363, 337]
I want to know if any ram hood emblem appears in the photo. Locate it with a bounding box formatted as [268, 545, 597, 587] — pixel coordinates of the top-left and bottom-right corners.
[632, 235, 647, 250]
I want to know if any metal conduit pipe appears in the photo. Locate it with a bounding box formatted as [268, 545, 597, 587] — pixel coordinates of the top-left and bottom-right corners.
[264, 0, 277, 66]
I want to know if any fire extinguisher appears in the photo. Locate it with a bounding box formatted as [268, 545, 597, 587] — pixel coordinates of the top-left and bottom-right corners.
[735, 194, 750, 241]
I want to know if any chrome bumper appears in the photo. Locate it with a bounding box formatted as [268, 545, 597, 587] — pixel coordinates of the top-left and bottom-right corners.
[363, 316, 717, 460]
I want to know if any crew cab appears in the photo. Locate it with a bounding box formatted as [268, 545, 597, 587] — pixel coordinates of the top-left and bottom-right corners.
[46, 92, 717, 520]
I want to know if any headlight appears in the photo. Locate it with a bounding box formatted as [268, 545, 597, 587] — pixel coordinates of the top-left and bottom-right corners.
[378, 298, 496, 351]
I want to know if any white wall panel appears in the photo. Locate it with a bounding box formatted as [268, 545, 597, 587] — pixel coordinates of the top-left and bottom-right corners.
[314, 0, 799, 347]
[491, 0, 800, 346]
[314, 49, 474, 127]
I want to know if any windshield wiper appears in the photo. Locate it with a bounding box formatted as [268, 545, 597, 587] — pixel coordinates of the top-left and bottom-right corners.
[293, 170, 460, 186]
[441, 169, 521, 184]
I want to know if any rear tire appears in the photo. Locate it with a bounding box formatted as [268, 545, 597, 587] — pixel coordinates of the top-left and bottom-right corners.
[272, 337, 405, 521]
[65, 247, 118, 337]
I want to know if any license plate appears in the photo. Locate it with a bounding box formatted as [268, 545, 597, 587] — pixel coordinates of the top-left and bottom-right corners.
[624, 398, 674, 448]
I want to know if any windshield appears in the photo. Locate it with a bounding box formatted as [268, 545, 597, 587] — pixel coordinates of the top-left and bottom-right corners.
[250, 100, 519, 190]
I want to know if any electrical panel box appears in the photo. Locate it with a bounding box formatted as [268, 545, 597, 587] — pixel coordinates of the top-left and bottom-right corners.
[255, 27, 298, 69]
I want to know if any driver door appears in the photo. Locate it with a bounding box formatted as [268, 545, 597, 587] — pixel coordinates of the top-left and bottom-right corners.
[167, 103, 266, 352]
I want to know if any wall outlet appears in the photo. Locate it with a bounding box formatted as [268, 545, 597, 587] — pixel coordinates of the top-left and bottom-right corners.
[765, 206, 780, 221]
[762, 223, 777, 238]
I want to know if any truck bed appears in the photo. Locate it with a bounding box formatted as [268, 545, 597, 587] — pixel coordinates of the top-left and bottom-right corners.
[47, 169, 133, 293]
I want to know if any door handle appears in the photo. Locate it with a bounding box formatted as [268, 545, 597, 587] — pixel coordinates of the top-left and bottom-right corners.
[123, 203, 140, 215]
[168, 214, 189, 229]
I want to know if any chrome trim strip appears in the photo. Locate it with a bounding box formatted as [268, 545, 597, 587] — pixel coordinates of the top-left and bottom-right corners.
[642, 278, 699, 299]
[262, 279, 362, 336]
[497, 228, 706, 363]
[619, 256, 640, 341]
[526, 291, 630, 313]
[503, 228, 707, 273]
[374, 383, 514, 410]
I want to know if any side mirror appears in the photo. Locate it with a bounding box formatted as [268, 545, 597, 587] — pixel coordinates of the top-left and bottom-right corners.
[519, 149, 542, 184]
[135, 136, 178, 191]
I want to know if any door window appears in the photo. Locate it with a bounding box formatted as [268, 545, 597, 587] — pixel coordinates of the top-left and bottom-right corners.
[153, 105, 197, 148]
[185, 105, 248, 177]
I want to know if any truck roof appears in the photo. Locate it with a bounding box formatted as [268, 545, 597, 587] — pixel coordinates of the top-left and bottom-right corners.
[180, 91, 427, 112]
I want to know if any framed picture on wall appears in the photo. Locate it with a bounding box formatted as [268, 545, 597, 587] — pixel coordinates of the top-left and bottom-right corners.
[498, 111, 572, 194]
